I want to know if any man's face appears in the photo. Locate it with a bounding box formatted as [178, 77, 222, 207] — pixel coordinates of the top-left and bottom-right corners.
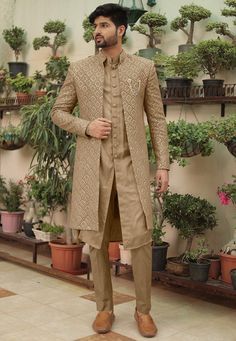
[93, 16, 120, 48]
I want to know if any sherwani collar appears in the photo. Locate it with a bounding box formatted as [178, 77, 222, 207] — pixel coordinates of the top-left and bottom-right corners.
[98, 49, 127, 66]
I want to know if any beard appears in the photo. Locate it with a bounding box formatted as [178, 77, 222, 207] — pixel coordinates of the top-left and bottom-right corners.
[95, 31, 118, 48]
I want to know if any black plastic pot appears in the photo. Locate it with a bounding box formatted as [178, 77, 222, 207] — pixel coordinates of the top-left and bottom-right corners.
[189, 260, 210, 282]
[138, 47, 161, 60]
[8, 62, 28, 77]
[225, 137, 236, 157]
[178, 44, 195, 53]
[230, 269, 236, 289]
[203, 79, 224, 97]
[152, 242, 169, 271]
[23, 221, 40, 238]
[166, 78, 193, 98]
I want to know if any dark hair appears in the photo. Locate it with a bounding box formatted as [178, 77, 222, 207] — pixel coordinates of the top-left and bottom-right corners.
[89, 3, 128, 36]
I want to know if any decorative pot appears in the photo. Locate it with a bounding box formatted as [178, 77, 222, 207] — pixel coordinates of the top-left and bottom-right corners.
[203, 79, 225, 97]
[189, 260, 210, 282]
[203, 255, 221, 280]
[32, 228, 60, 242]
[119, 243, 132, 265]
[225, 137, 236, 157]
[108, 242, 120, 261]
[16, 93, 31, 105]
[165, 78, 193, 98]
[0, 139, 25, 151]
[230, 269, 236, 289]
[8, 62, 28, 77]
[166, 257, 189, 276]
[49, 240, 84, 274]
[220, 252, 236, 284]
[152, 242, 169, 271]
[181, 141, 201, 158]
[1, 211, 24, 233]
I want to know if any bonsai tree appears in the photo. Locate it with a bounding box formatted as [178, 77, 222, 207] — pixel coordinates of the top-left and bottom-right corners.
[45, 56, 70, 86]
[2, 26, 26, 61]
[131, 12, 167, 48]
[33, 70, 48, 91]
[33, 20, 67, 57]
[171, 4, 211, 45]
[193, 39, 236, 79]
[206, 0, 236, 45]
[163, 192, 217, 257]
[183, 239, 209, 263]
[8, 73, 33, 94]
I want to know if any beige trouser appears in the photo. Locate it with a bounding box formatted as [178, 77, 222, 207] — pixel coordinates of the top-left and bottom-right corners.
[89, 180, 152, 314]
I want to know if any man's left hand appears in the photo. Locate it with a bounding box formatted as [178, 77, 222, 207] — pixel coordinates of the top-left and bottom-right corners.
[156, 169, 169, 193]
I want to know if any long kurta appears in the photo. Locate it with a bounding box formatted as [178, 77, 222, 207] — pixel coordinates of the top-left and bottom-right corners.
[80, 51, 152, 249]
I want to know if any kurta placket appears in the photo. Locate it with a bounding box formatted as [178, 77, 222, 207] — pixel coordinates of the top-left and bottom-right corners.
[79, 51, 152, 250]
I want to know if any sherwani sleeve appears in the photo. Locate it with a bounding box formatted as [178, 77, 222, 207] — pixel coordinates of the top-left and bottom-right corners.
[51, 64, 90, 137]
[144, 62, 170, 170]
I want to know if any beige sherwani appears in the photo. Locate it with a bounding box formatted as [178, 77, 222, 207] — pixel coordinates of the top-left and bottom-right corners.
[51, 50, 169, 249]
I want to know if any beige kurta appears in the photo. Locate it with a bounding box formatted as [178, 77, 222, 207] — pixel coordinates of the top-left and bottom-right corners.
[80, 52, 152, 249]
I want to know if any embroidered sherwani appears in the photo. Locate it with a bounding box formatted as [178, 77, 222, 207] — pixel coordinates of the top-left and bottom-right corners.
[51, 50, 169, 250]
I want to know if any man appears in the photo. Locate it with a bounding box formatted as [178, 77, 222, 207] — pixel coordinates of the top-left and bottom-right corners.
[51, 3, 169, 338]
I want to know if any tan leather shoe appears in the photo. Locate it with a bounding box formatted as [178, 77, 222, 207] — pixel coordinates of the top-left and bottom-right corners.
[92, 311, 115, 334]
[134, 310, 157, 338]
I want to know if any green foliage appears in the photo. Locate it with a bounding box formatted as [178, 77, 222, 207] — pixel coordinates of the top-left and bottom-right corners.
[82, 17, 94, 43]
[206, 115, 236, 143]
[145, 126, 156, 164]
[0, 124, 23, 145]
[171, 17, 188, 31]
[183, 239, 209, 263]
[154, 50, 201, 79]
[131, 12, 167, 48]
[7, 73, 33, 93]
[33, 70, 48, 91]
[45, 56, 70, 84]
[167, 120, 214, 167]
[0, 176, 24, 212]
[218, 175, 236, 204]
[193, 39, 236, 79]
[0, 67, 8, 94]
[163, 192, 217, 242]
[33, 20, 67, 57]
[40, 222, 64, 234]
[151, 180, 166, 246]
[2, 26, 26, 61]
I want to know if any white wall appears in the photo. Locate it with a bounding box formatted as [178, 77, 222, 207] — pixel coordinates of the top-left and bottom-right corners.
[0, 0, 235, 256]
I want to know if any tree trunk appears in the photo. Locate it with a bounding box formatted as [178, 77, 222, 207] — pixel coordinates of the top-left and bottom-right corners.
[187, 21, 194, 44]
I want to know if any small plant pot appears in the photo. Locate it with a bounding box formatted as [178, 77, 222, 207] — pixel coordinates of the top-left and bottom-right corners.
[165, 78, 193, 98]
[202, 254, 221, 280]
[49, 240, 84, 274]
[1, 211, 24, 233]
[35, 90, 47, 97]
[230, 269, 236, 289]
[152, 242, 169, 271]
[8, 62, 28, 77]
[181, 141, 201, 158]
[16, 93, 31, 105]
[166, 257, 189, 276]
[225, 137, 236, 157]
[32, 228, 59, 241]
[0, 139, 25, 151]
[108, 242, 120, 261]
[220, 252, 236, 284]
[119, 243, 132, 265]
[189, 260, 210, 282]
[203, 79, 224, 97]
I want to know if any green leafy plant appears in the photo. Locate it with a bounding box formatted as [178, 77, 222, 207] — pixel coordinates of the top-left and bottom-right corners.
[0, 67, 8, 94]
[33, 20, 67, 57]
[151, 180, 166, 246]
[153, 50, 201, 79]
[206, 0, 236, 45]
[206, 115, 236, 143]
[163, 192, 217, 257]
[0, 176, 24, 212]
[183, 239, 209, 263]
[131, 12, 167, 48]
[193, 39, 236, 79]
[39, 222, 64, 234]
[0, 124, 24, 146]
[171, 4, 211, 45]
[45, 56, 70, 85]
[2, 26, 26, 61]
[7, 73, 33, 93]
[33, 70, 48, 91]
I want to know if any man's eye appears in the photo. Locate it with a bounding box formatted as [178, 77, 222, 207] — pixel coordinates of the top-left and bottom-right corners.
[101, 23, 109, 28]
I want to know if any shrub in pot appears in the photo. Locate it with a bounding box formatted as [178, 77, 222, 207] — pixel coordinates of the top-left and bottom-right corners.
[2, 26, 28, 76]
[193, 39, 236, 96]
[131, 11, 167, 59]
[0, 176, 24, 233]
[0, 124, 25, 150]
[33, 222, 64, 241]
[170, 4, 211, 52]
[183, 239, 210, 282]
[7, 73, 33, 104]
[33, 70, 48, 97]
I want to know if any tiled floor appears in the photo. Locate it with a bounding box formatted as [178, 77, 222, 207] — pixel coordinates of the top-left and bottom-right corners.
[0, 239, 235, 340]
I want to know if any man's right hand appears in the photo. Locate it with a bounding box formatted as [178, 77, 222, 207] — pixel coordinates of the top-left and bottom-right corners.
[86, 118, 112, 139]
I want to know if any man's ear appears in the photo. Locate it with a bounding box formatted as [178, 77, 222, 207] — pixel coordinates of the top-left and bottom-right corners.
[118, 25, 126, 37]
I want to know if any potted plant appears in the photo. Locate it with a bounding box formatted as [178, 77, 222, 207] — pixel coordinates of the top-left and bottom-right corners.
[33, 70, 48, 97]
[7, 73, 33, 104]
[163, 191, 217, 276]
[206, 0, 236, 45]
[131, 11, 167, 59]
[167, 120, 214, 166]
[170, 4, 211, 53]
[0, 124, 25, 150]
[153, 50, 201, 98]
[21, 97, 83, 274]
[193, 39, 236, 96]
[206, 115, 236, 157]
[32, 222, 64, 241]
[45, 56, 70, 90]
[217, 176, 236, 284]
[183, 239, 210, 282]
[2, 26, 27, 76]
[0, 176, 24, 233]
[151, 180, 169, 272]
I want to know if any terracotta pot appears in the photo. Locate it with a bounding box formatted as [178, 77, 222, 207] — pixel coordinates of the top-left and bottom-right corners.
[108, 242, 120, 261]
[230, 269, 236, 289]
[220, 252, 236, 284]
[119, 243, 132, 265]
[203, 254, 221, 280]
[16, 93, 31, 105]
[49, 240, 84, 274]
[35, 90, 47, 97]
[1, 211, 24, 233]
